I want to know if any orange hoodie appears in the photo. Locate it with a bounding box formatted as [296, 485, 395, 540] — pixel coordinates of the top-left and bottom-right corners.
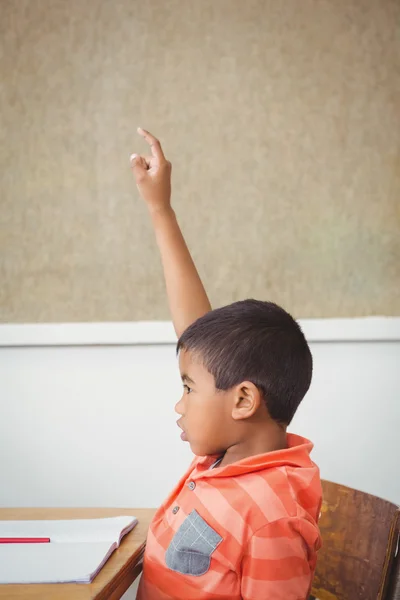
[137, 434, 322, 600]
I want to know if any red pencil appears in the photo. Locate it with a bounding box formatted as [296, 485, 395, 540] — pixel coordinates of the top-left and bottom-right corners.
[0, 537, 50, 544]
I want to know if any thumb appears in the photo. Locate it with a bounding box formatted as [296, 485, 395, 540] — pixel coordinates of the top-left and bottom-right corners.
[130, 154, 148, 183]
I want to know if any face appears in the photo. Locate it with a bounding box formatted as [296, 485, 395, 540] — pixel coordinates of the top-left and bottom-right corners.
[175, 349, 234, 456]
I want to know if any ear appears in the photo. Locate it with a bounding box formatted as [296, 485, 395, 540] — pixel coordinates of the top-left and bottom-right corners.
[231, 381, 263, 421]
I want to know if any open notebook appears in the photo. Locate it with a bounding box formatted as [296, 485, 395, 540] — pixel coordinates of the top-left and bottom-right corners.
[0, 515, 138, 584]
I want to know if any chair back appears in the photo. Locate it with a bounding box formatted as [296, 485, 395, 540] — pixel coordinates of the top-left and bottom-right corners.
[311, 480, 399, 600]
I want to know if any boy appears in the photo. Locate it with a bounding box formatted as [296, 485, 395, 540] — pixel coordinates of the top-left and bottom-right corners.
[130, 129, 322, 600]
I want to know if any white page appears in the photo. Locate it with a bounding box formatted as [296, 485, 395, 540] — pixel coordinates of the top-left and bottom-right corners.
[0, 516, 136, 544]
[0, 542, 115, 584]
[0, 516, 138, 584]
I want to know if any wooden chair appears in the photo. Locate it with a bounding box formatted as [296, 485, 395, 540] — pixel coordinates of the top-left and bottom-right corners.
[310, 480, 400, 600]
[386, 538, 400, 600]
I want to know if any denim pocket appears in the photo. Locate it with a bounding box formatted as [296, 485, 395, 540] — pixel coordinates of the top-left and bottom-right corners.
[165, 510, 222, 576]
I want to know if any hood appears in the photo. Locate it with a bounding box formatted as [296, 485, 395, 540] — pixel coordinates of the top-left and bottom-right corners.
[196, 433, 316, 478]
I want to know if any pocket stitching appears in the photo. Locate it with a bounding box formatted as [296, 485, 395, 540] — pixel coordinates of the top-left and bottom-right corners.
[188, 519, 220, 551]
[165, 510, 222, 576]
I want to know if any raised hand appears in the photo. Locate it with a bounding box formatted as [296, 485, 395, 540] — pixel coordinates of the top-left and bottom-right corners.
[130, 128, 172, 215]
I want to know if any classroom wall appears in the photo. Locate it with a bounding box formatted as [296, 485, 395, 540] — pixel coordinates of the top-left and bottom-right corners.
[1, 0, 399, 323]
[1, 320, 399, 511]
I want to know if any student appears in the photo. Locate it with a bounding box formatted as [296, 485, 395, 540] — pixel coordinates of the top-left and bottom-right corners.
[130, 129, 322, 600]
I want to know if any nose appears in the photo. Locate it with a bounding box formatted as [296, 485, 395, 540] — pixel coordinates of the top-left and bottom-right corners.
[175, 395, 184, 416]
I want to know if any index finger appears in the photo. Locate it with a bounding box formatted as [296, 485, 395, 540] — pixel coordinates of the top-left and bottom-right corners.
[137, 127, 165, 161]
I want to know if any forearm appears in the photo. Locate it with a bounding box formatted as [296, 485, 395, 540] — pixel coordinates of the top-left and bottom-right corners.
[150, 207, 211, 338]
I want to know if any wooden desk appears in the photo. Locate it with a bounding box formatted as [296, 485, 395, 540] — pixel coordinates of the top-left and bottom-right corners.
[0, 507, 156, 600]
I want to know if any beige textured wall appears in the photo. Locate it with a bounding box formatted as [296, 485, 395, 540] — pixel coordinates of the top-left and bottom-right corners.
[0, 0, 399, 322]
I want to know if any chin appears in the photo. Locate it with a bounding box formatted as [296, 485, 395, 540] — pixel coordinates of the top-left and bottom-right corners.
[190, 443, 216, 457]
[189, 442, 205, 456]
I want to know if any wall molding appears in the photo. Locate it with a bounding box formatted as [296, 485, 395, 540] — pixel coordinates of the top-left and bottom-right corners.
[0, 317, 399, 347]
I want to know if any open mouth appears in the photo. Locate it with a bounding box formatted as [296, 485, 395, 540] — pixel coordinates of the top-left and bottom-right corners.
[177, 421, 188, 442]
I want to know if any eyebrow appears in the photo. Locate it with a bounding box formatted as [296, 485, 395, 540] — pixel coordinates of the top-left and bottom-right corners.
[181, 374, 196, 385]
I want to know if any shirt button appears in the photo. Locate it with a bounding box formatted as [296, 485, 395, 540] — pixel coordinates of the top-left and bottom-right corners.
[188, 481, 196, 491]
[172, 506, 180, 514]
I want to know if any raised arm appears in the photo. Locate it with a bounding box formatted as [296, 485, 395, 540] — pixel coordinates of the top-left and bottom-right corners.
[130, 128, 211, 338]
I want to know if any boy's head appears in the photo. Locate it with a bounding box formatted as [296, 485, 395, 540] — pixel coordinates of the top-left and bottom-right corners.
[175, 299, 313, 457]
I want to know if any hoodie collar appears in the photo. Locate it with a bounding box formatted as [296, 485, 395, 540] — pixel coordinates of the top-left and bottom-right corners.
[193, 434, 315, 479]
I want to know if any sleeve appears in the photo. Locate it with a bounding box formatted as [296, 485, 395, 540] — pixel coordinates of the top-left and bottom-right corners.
[241, 517, 319, 600]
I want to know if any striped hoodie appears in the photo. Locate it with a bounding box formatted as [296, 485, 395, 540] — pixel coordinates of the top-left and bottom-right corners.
[137, 433, 322, 600]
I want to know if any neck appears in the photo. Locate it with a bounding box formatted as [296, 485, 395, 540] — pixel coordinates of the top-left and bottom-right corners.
[220, 420, 287, 467]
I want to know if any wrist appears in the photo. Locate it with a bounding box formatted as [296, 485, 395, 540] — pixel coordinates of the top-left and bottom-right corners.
[149, 205, 175, 224]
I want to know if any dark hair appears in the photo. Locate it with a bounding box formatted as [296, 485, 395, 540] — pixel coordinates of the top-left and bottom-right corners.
[177, 300, 312, 425]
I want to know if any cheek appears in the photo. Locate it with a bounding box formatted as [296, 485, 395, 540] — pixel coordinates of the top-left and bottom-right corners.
[188, 397, 226, 433]
[187, 409, 228, 456]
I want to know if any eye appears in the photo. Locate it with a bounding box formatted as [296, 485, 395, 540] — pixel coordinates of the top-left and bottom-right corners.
[183, 384, 192, 394]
